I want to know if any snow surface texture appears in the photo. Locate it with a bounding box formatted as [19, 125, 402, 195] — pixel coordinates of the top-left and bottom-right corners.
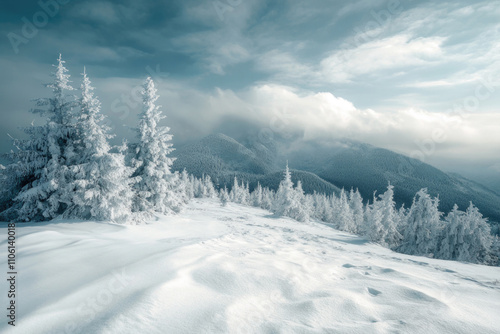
[1, 199, 500, 334]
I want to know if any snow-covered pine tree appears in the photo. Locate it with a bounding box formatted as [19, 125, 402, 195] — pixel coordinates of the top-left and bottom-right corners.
[273, 163, 294, 216]
[65, 69, 133, 222]
[490, 236, 500, 266]
[4, 55, 79, 221]
[437, 203, 493, 263]
[237, 180, 249, 205]
[260, 187, 274, 210]
[202, 174, 217, 198]
[294, 180, 310, 222]
[193, 176, 209, 198]
[398, 189, 442, 256]
[305, 193, 315, 219]
[377, 183, 402, 248]
[273, 163, 308, 222]
[179, 169, 194, 201]
[165, 171, 184, 212]
[435, 204, 464, 261]
[363, 201, 371, 230]
[229, 177, 249, 204]
[0, 163, 18, 219]
[219, 185, 229, 207]
[460, 202, 492, 264]
[197, 175, 208, 198]
[130, 77, 183, 215]
[186, 174, 196, 198]
[337, 189, 355, 233]
[365, 192, 385, 244]
[315, 193, 333, 223]
[0, 161, 25, 220]
[251, 182, 263, 207]
[329, 194, 340, 224]
[183, 171, 195, 200]
[349, 188, 364, 234]
[310, 192, 321, 221]
[229, 176, 240, 202]
[397, 204, 408, 232]
[245, 182, 251, 204]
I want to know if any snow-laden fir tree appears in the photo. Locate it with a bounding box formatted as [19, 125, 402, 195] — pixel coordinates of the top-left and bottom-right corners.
[245, 182, 251, 202]
[436, 203, 492, 263]
[219, 185, 229, 207]
[329, 195, 340, 223]
[2, 55, 79, 221]
[130, 77, 183, 215]
[304, 192, 315, 219]
[349, 188, 364, 234]
[377, 183, 402, 248]
[0, 160, 25, 220]
[491, 236, 500, 266]
[295, 180, 310, 222]
[398, 189, 442, 256]
[230, 177, 249, 205]
[202, 174, 217, 198]
[273, 163, 309, 222]
[238, 179, 249, 205]
[179, 169, 194, 201]
[0, 164, 16, 217]
[310, 192, 321, 220]
[184, 171, 195, 200]
[312, 193, 332, 222]
[273, 163, 295, 216]
[397, 204, 408, 231]
[229, 177, 239, 202]
[192, 177, 203, 198]
[65, 69, 133, 222]
[251, 182, 263, 207]
[365, 193, 385, 244]
[435, 204, 464, 260]
[260, 187, 274, 210]
[196, 175, 204, 198]
[460, 203, 492, 263]
[336, 189, 355, 233]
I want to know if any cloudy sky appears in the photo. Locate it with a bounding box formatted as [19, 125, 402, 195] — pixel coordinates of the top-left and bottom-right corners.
[1, 0, 499, 183]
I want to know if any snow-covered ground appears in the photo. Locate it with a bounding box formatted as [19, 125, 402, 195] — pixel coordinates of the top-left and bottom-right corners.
[1, 199, 500, 334]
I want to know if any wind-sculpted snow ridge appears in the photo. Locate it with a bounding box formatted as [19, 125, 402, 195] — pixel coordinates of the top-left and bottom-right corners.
[1, 199, 499, 334]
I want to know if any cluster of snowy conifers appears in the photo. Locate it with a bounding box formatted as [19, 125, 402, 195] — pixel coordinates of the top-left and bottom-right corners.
[0, 55, 187, 223]
[215, 166, 499, 265]
[0, 55, 498, 266]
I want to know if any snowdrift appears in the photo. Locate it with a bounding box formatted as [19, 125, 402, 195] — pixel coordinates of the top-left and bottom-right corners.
[1, 199, 499, 333]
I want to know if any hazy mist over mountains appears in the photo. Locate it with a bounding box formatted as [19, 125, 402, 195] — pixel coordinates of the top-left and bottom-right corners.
[172, 125, 500, 224]
[1, 1, 500, 332]
[1, 0, 500, 195]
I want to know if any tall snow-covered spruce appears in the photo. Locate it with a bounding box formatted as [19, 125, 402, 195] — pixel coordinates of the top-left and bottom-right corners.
[273, 163, 309, 222]
[1, 55, 79, 221]
[66, 69, 133, 222]
[336, 189, 355, 233]
[376, 184, 402, 248]
[130, 77, 183, 215]
[398, 189, 442, 256]
[0, 55, 496, 266]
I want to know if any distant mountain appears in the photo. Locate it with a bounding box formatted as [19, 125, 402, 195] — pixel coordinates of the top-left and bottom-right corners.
[286, 140, 500, 223]
[173, 133, 500, 223]
[173, 133, 273, 177]
[450, 169, 500, 195]
[173, 134, 341, 195]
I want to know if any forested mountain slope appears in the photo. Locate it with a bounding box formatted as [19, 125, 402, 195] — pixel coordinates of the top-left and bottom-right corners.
[173, 133, 500, 223]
